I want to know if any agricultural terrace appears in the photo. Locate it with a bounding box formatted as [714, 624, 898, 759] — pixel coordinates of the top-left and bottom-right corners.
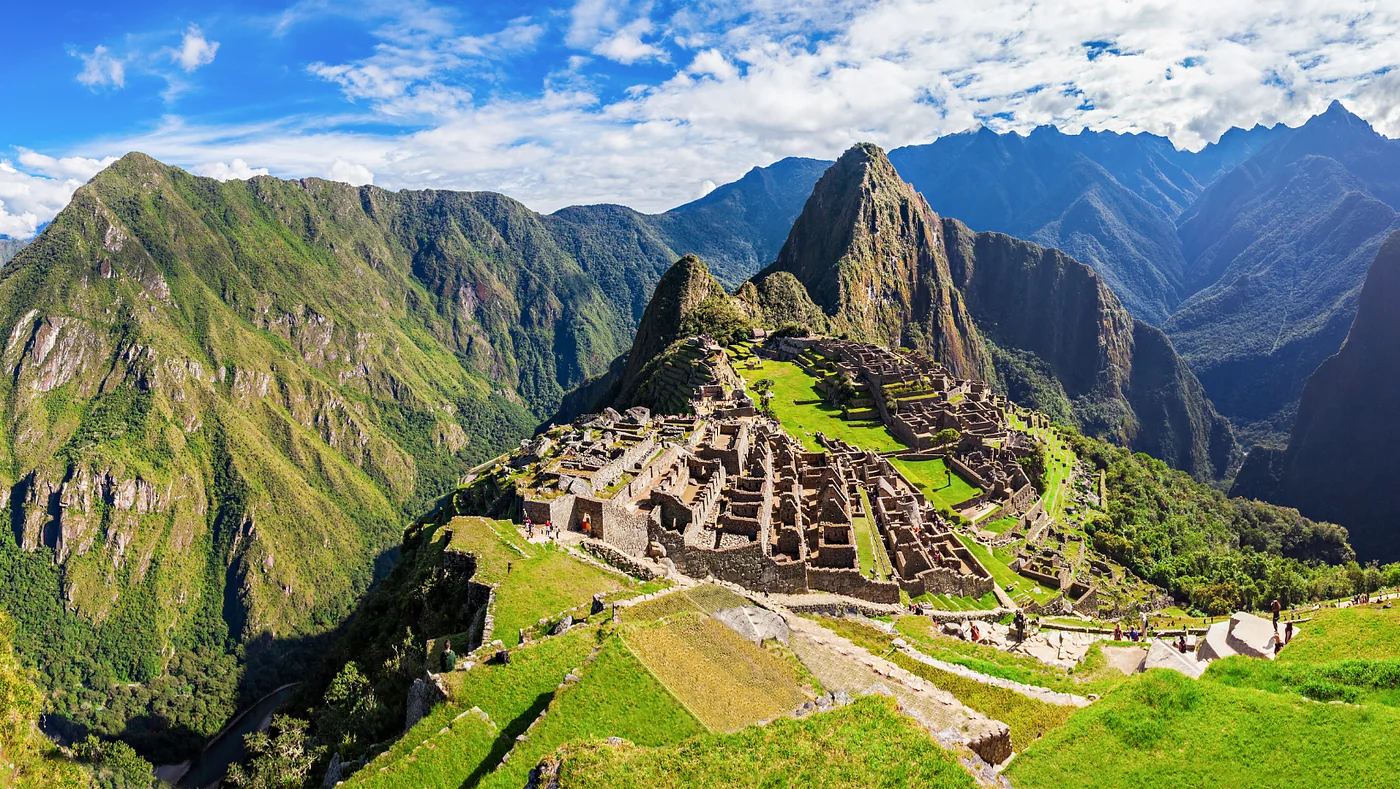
[1008, 412, 1077, 519]
[623, 611, 814, 732]
[853, 489, 896, 581]
[444, 517, 633, 648]
[954, 533, 1060, 607]
[553, 695, 979, 789]
[736, 358, 902, 452]
[476, 636, 705, 789]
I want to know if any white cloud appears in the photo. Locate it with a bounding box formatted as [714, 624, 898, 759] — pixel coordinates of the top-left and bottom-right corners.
[173, 25, 220, 72]
[326, 159, 376, 185]
[0, 156, 112, 239]
[195, 158, 270, 180]
[75, 45, 126, 89]
[23, 0, 1400, 224]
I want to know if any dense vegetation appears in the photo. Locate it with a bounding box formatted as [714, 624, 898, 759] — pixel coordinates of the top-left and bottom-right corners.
[1065, 426, 1399, 614]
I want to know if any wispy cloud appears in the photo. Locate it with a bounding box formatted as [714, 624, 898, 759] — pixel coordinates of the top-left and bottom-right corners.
[173, 25, 220, 72]
[74, 45, 126, 89]
[17, 0, 1400, 240]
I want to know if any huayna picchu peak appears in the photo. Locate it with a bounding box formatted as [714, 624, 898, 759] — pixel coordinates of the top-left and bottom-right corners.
[750, 143, 1236, 480]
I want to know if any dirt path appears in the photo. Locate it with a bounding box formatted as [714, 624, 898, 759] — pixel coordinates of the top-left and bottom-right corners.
[1101, 645, 1147, 675]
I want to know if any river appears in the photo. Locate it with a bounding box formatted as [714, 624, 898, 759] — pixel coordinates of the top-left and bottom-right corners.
[160, 683, 299, 789]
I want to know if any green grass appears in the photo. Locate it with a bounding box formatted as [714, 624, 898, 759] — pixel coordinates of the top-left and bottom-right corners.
[624, 612, 810, 732]
[446, 517, 629, 647]
[1205, 655, 1400, 707]
[888, 652, 1075, 751]
[892, 617, 1129, 697]
[888, 457, 981, 511]
[347, 628, 599, 788]
[921, 592, 1000, 611]
[1006, 669, 1400, 789]
[952, 533, 1058, 605]
[553, 695, 979, 789]
[1276, 605, 1400, 665]
[852, 489, 894, 580]
[477, 636, 704, 789]
[982, 516, 1018, 535]
[736, 360, 902, 452]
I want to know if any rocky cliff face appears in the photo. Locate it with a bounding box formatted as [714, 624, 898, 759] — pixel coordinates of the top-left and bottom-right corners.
[748, 144, 1235, 478]
[760, 143, 991, 380]
[1232, 230, 1400, 562]
[0, 237, 27, 265]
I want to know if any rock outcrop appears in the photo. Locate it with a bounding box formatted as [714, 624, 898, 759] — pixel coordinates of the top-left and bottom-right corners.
[1232, 230, 1400, 561]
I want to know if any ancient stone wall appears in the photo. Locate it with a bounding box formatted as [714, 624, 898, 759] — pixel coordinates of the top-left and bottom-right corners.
[579, 539, 658, 581]
[808, 566, 901, 604]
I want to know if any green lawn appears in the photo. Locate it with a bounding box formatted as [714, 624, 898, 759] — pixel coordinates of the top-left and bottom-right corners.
[477, 636, 704, 789]
[921, 591, 1000, 611]
[1277, 605, 1400, 665]
[446, 516, 631, 647]
[952, 533, 1058, 605]
[553, 695, 979, 789]
[888, 457, 982, 512]
[889, 653, 1075, 751]
[1006, 669, 1400, 789]
[982, 516, 1019, 535]
[737, 359, 902, 452]
[347, 628, 599, 789]
[853, 489, 895, 580]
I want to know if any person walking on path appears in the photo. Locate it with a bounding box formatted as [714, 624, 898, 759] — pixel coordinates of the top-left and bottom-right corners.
[1271, 599, 1282, 632]
[1285, 621, 1294, 644]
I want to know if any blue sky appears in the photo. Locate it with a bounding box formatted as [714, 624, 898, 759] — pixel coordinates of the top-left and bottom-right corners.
[3, 0, 1399, 238]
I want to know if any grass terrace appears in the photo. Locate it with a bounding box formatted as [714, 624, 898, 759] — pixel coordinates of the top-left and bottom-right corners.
[736, 359, 902, 452]
[553, 695, 979, 789]
[953, 533, 1059, 606]
[444, 516, 633, 648]
[623, 611, 813, 732]
[888, 456, 981, 512]
[853, 489, 895, 580]
[476, 636, 705, 789]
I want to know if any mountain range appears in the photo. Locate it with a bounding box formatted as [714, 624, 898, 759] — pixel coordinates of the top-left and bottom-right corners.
[888, 102, 1400, 448]
[1232, 230, 1400, 562]
[615, 143, 1235, 480]
[0, 152, 820, 760]
[0, 237, 29, 265]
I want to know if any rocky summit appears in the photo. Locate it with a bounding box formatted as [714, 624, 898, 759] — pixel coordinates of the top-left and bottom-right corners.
[752, 143, 1235, 480]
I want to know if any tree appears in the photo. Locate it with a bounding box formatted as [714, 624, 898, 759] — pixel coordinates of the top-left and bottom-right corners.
[315, 662, 384, 757]
[934, 428, 959, 447]
[824, 371, 856, 410]
[74, 735, 155, 789]
[225, 715, 320, 789]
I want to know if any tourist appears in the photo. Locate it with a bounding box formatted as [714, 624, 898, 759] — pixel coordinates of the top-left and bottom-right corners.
[1113, 622, 1122, 641]
[441, 639, 457, 673]
[1177, 634, 1188, 654]
[1285, 621, 1294, 644]
[1271, 599, 1282, 631]
[970, 623, 981, 643]
[1014, 611, 1027, 641]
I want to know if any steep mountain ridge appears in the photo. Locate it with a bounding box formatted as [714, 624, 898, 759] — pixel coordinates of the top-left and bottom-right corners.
[1166, 102, 1400, 444]
[0, 151, 814, 761]
[1231, 230, 1400, 562]
[745, 143, 1235, 478]
[759, 143, 992, 380]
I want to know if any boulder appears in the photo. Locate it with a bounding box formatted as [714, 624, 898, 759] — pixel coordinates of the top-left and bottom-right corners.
[1144, 638, 1204, 679]
[1225, 612, 1279, 659]
[1197, 620, 1236, 662]
[713, 606, 790, 645]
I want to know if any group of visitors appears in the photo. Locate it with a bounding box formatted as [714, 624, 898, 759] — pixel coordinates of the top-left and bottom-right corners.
[523, 516, 561, 541]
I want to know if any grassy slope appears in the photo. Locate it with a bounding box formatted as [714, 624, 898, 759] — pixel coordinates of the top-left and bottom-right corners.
[553, 695, 979, 789]
[1006, 669, 1400, 789]
[476, 636, 704, 789]
[446, 517, 629, 648]
[623, 612, 811, 732]
[345, 627, 599, 789]
[1275, 605, 1400, 664]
